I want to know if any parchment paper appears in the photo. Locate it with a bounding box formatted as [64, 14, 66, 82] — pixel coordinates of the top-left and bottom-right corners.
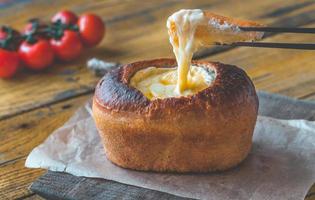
[25, 99, 315, 200]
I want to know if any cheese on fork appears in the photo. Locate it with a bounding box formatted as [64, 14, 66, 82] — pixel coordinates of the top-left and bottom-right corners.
[130, 9, 263, 100]
[167, 9, 263, 93]
[167, 9, 207, 93]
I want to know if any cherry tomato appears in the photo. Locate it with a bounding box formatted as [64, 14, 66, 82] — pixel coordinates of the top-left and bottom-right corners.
[19, 39, 54, 70]
[50, 30, 83, 61]
[78, 14, 105, 47]
[0, 48, 19, 78]
[52, 10, 78, 25]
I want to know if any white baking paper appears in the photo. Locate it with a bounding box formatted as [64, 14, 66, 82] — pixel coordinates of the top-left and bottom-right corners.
[25, 100, 315, 200]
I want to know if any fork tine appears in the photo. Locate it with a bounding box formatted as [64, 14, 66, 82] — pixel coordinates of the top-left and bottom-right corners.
[224, 42, 315, 50]
[240, 27, 315, 34]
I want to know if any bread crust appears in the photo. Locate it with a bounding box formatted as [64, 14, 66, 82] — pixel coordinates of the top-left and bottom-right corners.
[93, 58, 258, 172]
[202, 11, 264, 42]
[204, 11, 263, 28]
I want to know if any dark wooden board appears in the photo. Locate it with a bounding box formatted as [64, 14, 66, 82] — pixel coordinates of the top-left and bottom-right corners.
[30, 92, 315, 200]
[30, 171, 193, 200]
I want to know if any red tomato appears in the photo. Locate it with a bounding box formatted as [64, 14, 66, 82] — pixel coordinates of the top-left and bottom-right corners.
[19, 40, 54, 70]
[50, 30, 83, 61]
[0, 48, 19, 78]
[78, 14, 105, 47]
[52, 10, 78, 25]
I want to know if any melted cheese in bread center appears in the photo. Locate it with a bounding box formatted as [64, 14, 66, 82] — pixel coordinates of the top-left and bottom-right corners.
[130, 66, 215, 100]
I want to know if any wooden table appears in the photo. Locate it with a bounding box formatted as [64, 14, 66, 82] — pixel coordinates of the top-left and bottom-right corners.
[0, 0, 314, 199]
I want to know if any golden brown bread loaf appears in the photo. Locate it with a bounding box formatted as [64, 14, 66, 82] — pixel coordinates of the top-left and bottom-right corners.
[93, 58, 258, 172]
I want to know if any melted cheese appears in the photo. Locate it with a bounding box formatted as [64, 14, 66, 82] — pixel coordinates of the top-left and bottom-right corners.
[166, 9, 263, 93]
[130, 65, 215, 100]
[131, 9, 262, 100]
[167, 9, 207, 93]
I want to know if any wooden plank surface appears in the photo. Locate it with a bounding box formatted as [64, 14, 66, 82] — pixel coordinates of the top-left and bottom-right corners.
[0, 0, 314, 199]
[0, 0, 315, 120]
[0, 95, 91, 199]
[30, 171, 193, 200]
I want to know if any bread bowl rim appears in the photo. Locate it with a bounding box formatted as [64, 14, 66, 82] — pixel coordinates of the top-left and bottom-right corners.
[94, 58, 257, 116]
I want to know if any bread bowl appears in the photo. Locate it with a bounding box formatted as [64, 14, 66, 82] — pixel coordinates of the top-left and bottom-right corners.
[93, 58, 259, 172]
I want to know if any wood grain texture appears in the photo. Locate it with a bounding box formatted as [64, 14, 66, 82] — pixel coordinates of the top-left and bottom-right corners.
[30, 171, 193, 200]
[18, 194, 45, 200]
[0, 95, 90, 165]
[306, 184, 315, 200]
[0, 157, 44, 199]
[0, 0, 315, 120]
[19, 194, 45, 200]
[0, 0, 314, 199]
[0, 95, 90, 199]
